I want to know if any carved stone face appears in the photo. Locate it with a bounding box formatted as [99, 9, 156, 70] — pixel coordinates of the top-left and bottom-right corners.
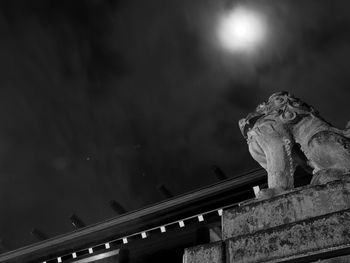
[239, 92, 315, 138]
[268, 92, 304, 112]
[268, 92, 290, 110]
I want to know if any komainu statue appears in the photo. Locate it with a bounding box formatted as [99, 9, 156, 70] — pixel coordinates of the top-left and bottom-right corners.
[239, 91, 350, 198]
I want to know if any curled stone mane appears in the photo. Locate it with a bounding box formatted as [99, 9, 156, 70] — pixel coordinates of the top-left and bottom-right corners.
[239, 92, 320, 139]
[261, 92, 317, 117]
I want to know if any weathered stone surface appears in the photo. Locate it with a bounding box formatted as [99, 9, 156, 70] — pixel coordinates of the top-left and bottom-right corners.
[183, 241, 225, 263]
[223, 180, 350, 239]
[314, 255, 350, 262]
[239, 91, 350, 197]
[226, 210, 350, 263]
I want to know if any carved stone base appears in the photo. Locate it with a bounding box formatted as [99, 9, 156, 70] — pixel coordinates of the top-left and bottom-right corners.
[311, 170, 350, 185]
[223, 180, 350, 239]
[183, 242, 225, 263]
[183, 180, 350, 262]
[226, 209, 350, 263]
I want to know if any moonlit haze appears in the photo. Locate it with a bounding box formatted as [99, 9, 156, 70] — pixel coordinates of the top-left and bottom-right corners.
[0, 0, 350, 253]
[217, 6, 268, 53]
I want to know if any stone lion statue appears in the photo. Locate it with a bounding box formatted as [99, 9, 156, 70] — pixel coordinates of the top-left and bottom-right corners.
[239, 91, 350, 198]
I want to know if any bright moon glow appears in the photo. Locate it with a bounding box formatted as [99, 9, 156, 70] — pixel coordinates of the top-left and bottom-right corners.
[217, 6, 267, 53]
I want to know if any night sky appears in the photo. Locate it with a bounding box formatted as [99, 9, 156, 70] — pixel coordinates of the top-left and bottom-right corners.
[1, 0, 350, 250]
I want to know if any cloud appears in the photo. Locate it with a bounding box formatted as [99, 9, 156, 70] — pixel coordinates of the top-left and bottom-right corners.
[1, 0, 350, 249]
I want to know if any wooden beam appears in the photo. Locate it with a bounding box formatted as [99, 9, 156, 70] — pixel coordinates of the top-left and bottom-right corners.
[30, 228, 48, 241]
[109, 200, 127, 215]
[157, 184, 173, 199]
[211, 165, 228, 180]
[70, 214, 86, 229]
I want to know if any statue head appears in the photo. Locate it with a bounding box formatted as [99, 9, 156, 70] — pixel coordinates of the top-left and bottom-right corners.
[239, 92, 318, 138]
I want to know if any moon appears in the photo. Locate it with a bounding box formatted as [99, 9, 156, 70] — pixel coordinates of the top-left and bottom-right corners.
[217, 6, 268, 53]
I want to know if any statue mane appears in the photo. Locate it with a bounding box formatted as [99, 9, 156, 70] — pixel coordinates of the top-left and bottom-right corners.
[257, 91, 317, 118]
[239, 92, 319, 138]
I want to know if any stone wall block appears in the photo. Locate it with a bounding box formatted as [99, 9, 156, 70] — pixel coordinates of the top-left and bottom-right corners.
[223, 181, 350, 239]
[226, 210, 350, 263]
[183, 241, 225, 263]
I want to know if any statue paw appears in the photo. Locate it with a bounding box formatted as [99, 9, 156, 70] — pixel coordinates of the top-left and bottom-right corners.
[311, 169, 350, 185]
[257, 188, 277, 199]
[257, 188, 288, 200]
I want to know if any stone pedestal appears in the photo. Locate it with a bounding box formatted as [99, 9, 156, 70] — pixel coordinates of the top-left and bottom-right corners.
[223, 180, 350, 239]
[183, 242, 225, 263]
[183, 180, 350, 263]
[226, 209, 350, 263]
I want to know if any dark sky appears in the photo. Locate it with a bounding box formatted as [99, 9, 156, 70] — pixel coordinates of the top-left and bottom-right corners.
[0, 0, 350, 250]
